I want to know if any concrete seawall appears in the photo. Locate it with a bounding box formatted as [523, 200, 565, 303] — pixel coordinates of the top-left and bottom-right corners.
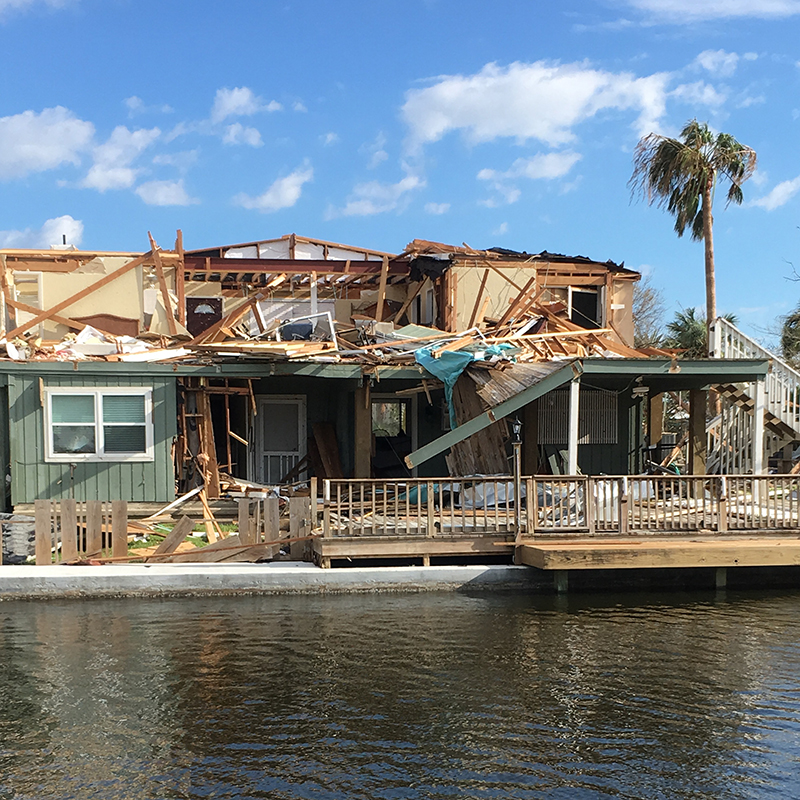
[0, 563, 543, 600]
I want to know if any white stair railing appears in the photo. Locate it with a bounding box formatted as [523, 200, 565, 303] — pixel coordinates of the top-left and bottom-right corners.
[711, 317, 800, 438]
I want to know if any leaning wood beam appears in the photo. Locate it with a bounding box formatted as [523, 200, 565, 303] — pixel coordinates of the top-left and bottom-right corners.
[393, 279, 424, 324]
[186, 291, 264, 345]
[375, 256, 389, 322]
[488, 265, 524, 293]
[3, 296, 103, 335]
[468, 269, 490, 329]
[149, 233, 178, 336]
[405, 360, 579, 468]
[5, 250, 153, 340]
[0, 254, 14, 334]
[175, 229, 186, 326]
[497, 277, 536, 327]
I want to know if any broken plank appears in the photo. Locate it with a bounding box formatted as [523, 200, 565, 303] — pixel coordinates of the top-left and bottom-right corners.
[150, 515, 196, 557]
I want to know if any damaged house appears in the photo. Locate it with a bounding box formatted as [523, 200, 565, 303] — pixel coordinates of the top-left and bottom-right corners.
[0, 232, 779, 565]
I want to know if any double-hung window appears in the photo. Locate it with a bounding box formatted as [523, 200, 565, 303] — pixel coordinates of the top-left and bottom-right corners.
[44, 388, 154, 462]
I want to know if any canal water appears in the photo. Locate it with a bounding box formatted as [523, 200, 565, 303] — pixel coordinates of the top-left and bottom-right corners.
[1, 590, 799, 799]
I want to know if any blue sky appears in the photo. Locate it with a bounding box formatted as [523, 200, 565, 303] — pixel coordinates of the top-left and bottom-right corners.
[2, 0, 800, 340]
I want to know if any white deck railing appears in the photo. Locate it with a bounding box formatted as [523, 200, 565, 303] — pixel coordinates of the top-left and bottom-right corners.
[319, 475, 800, 538]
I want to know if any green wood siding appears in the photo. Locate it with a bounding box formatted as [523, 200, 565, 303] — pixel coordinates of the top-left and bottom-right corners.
[8, 374, 176, 504]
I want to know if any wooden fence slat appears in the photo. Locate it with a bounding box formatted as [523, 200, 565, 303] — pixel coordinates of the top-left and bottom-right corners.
[111, 500, 128, 559]
[238, 499, 253, 545]
[60, 499, 78, 563]
[85, 501, 103, 558]
[264, 496, 280, 557]
[289, 497, 309, 560]
[35, 499, 52, 565]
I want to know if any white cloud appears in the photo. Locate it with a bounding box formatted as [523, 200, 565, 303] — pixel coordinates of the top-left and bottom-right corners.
[751, 176, 800, 210]
[493, 222, 509, 235]
[0, 0, 77, 18]
[0, 214, 83, 248]
[669, 80, 727, 107]
[623, 0, 800, 20]
[152, 149, 199, 170]
[233, 163, 313, 212]
[82, 125, 160, 191]
[425, 202, 450, 215]
[693, 49, 740, 77]
[330, 172, 425, 218]
[124, 95, 173, 116]
[478, 151, 582, 205]
[0, 106, 94, 180]
[402, 61, 671, 150]
[293, 101, 308, 112]
[210, 87, 282, 123]
[222, 123, 263, 147]
[135, 179, 198, 206]
[363, 132, 389, 168]
[478, 151, 582, 183]
[320, 132, 339, 146]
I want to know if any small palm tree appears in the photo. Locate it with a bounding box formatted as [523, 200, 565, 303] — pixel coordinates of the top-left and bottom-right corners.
[630, 120, 757, 352]
[665, 307, 738, 359]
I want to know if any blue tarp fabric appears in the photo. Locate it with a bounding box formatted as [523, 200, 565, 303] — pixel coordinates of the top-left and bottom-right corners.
[414, 348, 475, 429]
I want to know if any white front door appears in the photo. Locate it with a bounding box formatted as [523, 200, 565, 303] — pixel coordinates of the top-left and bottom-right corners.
[254, 395, 306, 484]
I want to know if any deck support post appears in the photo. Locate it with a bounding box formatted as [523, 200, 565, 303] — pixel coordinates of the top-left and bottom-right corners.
[554, 570, 569, 594]
[354, 381, 372, 478]
[568, 376, 580, 475]
[752, 378, 766, 475]
[689, 389, 708, 475]
[715, 567, 727, 590]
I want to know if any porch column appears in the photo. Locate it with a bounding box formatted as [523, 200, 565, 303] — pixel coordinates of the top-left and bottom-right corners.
[752, 378, 766, 474]
[688, 389, 707, 475]
[523, 399, 539, 474]
[648, 393, 664, 446]
[568, 376, 580, 475]
[354, 381, 372, 478]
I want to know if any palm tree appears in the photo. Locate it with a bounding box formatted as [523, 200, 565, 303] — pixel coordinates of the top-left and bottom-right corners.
[630, 120, 757, 353]
[664, 307, 737, 359]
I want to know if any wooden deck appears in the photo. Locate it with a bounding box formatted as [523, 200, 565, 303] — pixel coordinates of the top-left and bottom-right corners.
[518, 535, 800, 570]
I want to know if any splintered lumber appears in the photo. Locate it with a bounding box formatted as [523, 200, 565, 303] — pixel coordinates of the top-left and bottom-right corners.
[186, 291, 264, 345]
[150, 515, 195, 557]
[143, 486, 203, 521]
[149, 232, 177, 336]
[312, 422, 344, 478]
[468, 269, 490, 329]
[198, 488, 221, 542]
[5, 250, 154, 340]
[375, 255, 389, 322]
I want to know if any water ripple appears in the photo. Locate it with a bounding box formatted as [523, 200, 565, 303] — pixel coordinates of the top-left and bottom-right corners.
[1, 591, 800, 798]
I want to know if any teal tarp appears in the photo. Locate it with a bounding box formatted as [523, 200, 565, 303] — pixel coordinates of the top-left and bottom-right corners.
[414, 348, 474, 428]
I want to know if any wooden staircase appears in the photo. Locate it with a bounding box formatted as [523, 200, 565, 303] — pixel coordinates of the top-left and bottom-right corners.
[709, 318, 800, 473]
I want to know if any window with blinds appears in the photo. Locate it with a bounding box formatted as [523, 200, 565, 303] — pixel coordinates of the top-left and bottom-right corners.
[538, 388, 618, 445]
[44, 388, 153, 462]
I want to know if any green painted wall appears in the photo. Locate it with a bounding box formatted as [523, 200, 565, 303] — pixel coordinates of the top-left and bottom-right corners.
[8, 374, 177, 504]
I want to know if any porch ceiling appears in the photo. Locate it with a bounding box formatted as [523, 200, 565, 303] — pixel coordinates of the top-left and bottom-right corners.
[580, 358, 770, 392]
[403, 357, 770, 469]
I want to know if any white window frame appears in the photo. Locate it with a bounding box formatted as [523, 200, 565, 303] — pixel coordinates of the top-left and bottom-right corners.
[43, 387, 154, 463]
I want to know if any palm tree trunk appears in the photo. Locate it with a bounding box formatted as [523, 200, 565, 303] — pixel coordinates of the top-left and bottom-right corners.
[702, 179, 716, 356]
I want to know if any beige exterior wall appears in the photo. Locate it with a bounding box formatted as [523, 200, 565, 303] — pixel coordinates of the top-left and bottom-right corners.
[453, 266, 537, 329]
[22, 258, 145, 339]
[610, 280, 635, 347]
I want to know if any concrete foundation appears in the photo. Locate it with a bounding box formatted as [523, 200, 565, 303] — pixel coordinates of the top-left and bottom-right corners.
[0, 563, 542, 600]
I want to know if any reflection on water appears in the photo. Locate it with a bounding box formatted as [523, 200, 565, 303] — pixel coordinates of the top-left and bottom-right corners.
[1, 590, 800, 799]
